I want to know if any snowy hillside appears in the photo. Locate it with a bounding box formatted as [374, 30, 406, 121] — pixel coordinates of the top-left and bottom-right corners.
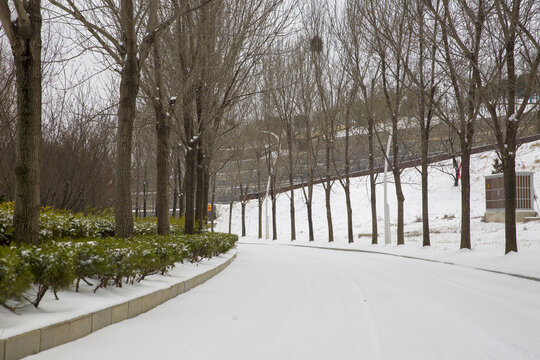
[215, 140, 540, 275]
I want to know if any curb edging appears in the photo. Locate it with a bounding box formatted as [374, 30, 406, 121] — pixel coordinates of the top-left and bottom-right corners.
[0, 252, 237, 360]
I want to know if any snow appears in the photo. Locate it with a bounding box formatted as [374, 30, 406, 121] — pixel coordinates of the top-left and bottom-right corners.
[24, 244, 540, 359]
[2, 141, 540, 359]
[0, 253, 235, 339]
[216, 140, 540, 278]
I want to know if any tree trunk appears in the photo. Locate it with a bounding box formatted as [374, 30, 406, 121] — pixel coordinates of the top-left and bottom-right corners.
[258, 197, 263, 238]
[114, 55, 138, 238]
[241, 202, 246, 237]
[155, 105, 170, 235]
[177, 157, 185, 217]
[503, 156, 517, 253]
[228, 200, 233, 234]
[195, 147, 204, 231]
[271, 184, 277, 240]
[502, 20, 518, 254]
[143, 171, 147, 218]
[460, 145, 471, 249]
[307, 186, 314, 241]
[394, 167, 405, 245]
[289, 183, 295, 241]
[151, 21, 170, 236]
[202, 164, 210, 226]
[257, 160, 262, 239]
[325, 186, 333, 242]
[10, 2, 42, 245]
[228, 183, 233, 234]
[172, 164, 178, 218]
[369, 118, 378, 245]
[114, 0, 139, 238]
[325, 146, 334, 242]
[417, 2, 431, 247]
[184, 147, 196, 234]
[135, 164, 140, 218]
[210, 175, 216, 232]
[345, 184, 353, 244]
[421, 126, 430, 246]
[183, 96, 196, 234]
[305, 126, 314, 242]
[453, 156, 460, 187]
[287, 137, 296, 241]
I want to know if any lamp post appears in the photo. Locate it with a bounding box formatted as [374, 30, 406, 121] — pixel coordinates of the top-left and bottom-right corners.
[384, 128, 392, 245]
[260, 131, 280, 240]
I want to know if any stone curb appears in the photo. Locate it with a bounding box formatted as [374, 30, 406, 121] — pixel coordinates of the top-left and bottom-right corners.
[0, 252, 237, 360]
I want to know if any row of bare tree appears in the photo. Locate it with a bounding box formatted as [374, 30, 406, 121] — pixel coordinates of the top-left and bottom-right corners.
[225, 0, 539, 254]
[0, 0, 292, 244]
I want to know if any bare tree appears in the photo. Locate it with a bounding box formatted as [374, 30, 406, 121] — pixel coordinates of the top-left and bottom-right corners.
[293, 41, 318, 242]
[478, 0, 540, 253]
[0, 0, 42, 244]
[50, 0, 201, 237]
[337, 1, 382, 244]
[407, 1, 441, 247]
[364, 0, 412, 245]
[171, 0, 290, 234]
[264, 43, 299, 241]
[423, 0, 486, 249]
[304, 1, 339, 243]
[379, 0, 442, 247]
[231, 127, 256, 237]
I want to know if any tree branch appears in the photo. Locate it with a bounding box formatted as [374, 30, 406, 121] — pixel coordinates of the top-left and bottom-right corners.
[49, 0, 123, 65]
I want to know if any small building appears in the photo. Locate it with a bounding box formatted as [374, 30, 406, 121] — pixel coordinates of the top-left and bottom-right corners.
[485, 171, 537, 222]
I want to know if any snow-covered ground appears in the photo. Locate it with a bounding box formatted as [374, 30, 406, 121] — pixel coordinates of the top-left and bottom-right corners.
[215, 140, 540, 278]
[0, 253, 235, 340]
[26, 243, 540, 359]
[3, 141, 540, 359]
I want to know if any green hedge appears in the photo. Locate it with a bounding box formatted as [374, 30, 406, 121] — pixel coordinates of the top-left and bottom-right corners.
[0, 202, 185, 245]
[0, 232, 237, 309]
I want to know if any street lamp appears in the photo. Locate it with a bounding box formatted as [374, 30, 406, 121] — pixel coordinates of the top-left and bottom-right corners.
[260, 131, 280, 240]
[384, 128, 393, 245]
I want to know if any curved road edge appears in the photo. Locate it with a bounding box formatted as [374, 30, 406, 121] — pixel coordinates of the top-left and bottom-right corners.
[239, 241, 540, 282]
[0, 251, 238, 360]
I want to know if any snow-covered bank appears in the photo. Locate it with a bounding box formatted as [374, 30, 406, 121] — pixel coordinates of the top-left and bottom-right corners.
[216, 140, 540, 277]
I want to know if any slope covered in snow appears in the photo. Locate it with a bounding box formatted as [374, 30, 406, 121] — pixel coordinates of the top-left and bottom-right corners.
[215, 140, 540, 277]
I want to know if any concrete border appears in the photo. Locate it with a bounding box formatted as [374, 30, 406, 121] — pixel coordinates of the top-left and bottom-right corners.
[1, 252, 237, 360]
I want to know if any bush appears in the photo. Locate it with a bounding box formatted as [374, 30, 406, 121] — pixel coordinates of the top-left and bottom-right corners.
[0, 202, 15, 245]
[0, 202, 185, 245]
[0, 228, 237, 308]
[0, 246, 33, 309]
[21, 244, 76, 307]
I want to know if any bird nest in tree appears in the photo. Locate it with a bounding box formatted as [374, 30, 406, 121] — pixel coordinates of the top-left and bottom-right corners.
[310, 35, 323, 53]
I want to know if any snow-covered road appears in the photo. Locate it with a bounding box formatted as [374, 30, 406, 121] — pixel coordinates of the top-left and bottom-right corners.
[29, 242, 540, 360]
